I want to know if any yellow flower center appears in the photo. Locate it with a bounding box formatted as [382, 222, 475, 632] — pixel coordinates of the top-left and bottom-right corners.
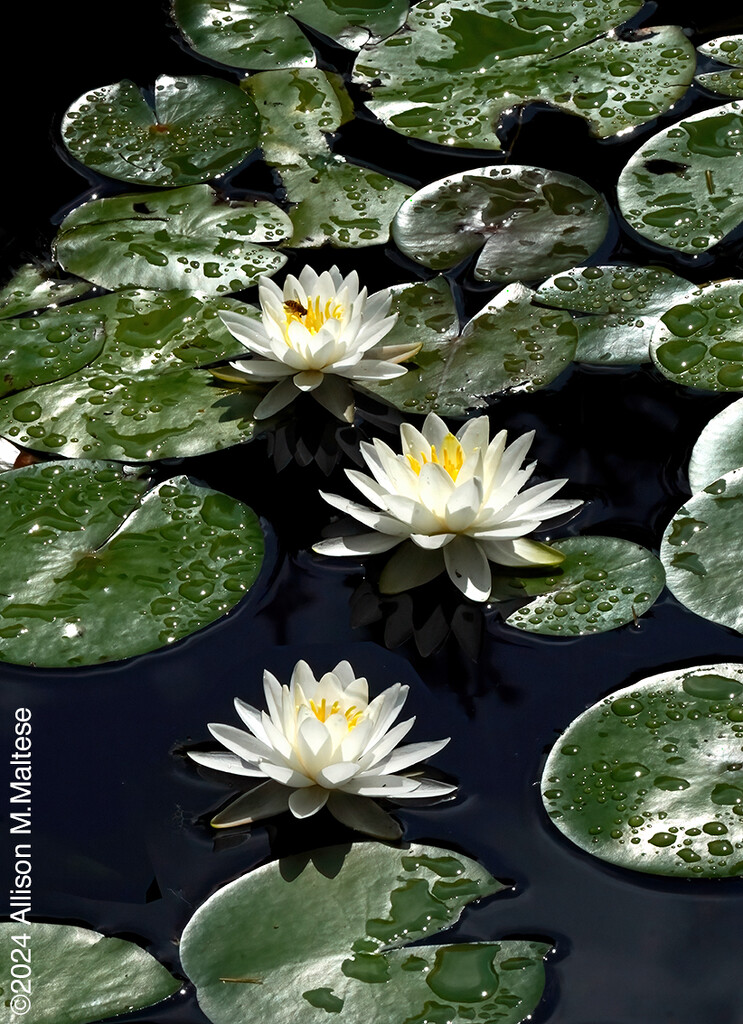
[283, 297, 343, 335]
[309, 698, 363, 730]
[407, 433, 465, 481]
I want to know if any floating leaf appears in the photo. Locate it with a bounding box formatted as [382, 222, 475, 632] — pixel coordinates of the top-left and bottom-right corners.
[172, 0, 408, 71]
[617, 100, 743, 254]
[354, 0, 694, 151]
[366, 281, 577, 415]
[501, 536, 664, 636]
[54, 185, 290, 294]
[661, 466, 743, 634]
[696, 36, 743, 98]
[0, 922, 179, 1024]
[0, 264, 89, 319]
[0, 460, 263, 667]
[542, 662, 743, 877]
[688, 398, 743, 491]
[244, 70, 412, 247]
[0, 290, 262, 461]
[535, 264, 695, 365]
[392, 166, 608, 283]
[180, 842, 549, 1024]
[650, 280, 743, 392]
[62, 76, 260, 187]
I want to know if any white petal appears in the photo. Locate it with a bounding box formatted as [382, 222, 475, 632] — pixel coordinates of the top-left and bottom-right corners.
[312, 374, 355, 422]
[288, 786, 329, 818]
[326, 791, 402, 839]
[218, 310, 274, 356]
[393, 778, 458, 799]
[375, 737, 450, 774]
[293, 369, 325, 392]
[228, 358, 294, 380]
[233, 698, 270, 745]
[410, 532, 456, 550]
[316, 762, 362, 788]
[260, 761, 315, 787]
[344, 469, 392, 510]
[417, 461, 454, 514]
[210, 781, 291, 827]
[188, 750, 264, 777]
[379, 543, 446, 594]
[253, 378, 300, 419]
[333, 358, 407, 381]
[421, 412, 450, 447]
[479, 537, 565, 567]
[319, 491, 412, 536]
[365, 717, 416, 763]
[262, 671, 283, 726]
[456, 416, 489, 456]
[207, 723, 273, 763]
[313, 532, 402, 557]
[443, 536, 492, 601]
[344, 773, 423, 797]
[444, 477, 483, 532]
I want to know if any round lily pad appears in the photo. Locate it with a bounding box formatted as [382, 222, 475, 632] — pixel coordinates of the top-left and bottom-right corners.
[688, 398, 743, 491]
[0, 460, 264, 667]
[542, 662, 743, 877]
[650, 280, 743, 392]
[0, 264, 89, 319]
[661, 466, 743, 634]
[501, 536, 664, 636]
[617, 100, 743, 254]
[54, 184, 290, 294]
[392, 166, 609, 283]
[0, 921, 180, 1024]
[535, 264, 695, 365]
[696, 36, 743, 98]
[354, 0, 694, 151]
[61, 75, 260, 187]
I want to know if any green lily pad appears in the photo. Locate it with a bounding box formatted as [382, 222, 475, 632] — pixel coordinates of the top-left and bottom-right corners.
[244, 70, 412, 247]
[392, 166, 609, 283]
[0, 264, 89, 319]
[650, 280, 743, 392]
[0, 460, 263, 667]
[535, 265, 695, 365]
[354, 0, 695, 151]
[366, 281, 577, 415]
[696, 36, 743, 98]
[180, 842, 550, 1024]
[501, 536, 664, 636]
[617, 100, 743, 254]
[661, 467, 743, 634]
[542, 662, 743, 877]
[172, 0, 409, 71]
[54, 185, 290, 294]
[0, 921, 179, 1024]
[688, 398, 743, 491]
[0, 290, 262, 461]
[61, 75, 260, 187]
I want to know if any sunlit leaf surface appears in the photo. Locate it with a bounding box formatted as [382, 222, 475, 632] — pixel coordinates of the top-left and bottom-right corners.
[688, 398, 743, 491]
[0, 264, 89, 319]
[696, 35, 743, 98]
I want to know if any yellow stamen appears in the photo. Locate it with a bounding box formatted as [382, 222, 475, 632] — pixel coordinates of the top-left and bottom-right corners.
[309, 698, 363, 730]
[406, 433, 464, 481]
[284, 296, 343, 336]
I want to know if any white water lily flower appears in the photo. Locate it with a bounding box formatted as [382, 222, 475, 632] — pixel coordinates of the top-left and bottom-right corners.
[314, 413, 582, 602]
[189, 660, 455, 838]
[216, 266, 419, 423]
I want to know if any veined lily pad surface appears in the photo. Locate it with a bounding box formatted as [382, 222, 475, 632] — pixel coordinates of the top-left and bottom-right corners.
[542, 663, 743, 877]
[688, 398, 743, 491]
[0, 460, 263, 667]
[0, 264, 89, 319]
[696, 35, 743, 98]
[172, 0, 409, 70]
[54, 184, 291, 294]
[354, 0, 695, 151]
[61, 75, 261, 186]
[180, 842, 550, 1024]
[392, 165, 609, 283]
[0, 922, 180, 1024]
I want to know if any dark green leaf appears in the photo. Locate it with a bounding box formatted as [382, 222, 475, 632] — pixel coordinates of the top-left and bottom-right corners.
[0, 264, 89, 319]
[696, 35, 743, 98]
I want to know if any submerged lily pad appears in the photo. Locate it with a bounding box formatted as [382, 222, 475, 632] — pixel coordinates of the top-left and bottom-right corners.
[688, 399, 743, 491]
[696, 36, 743, 98]
[393, 166, 609, 283]
[366, 281, 577, 415]
[54, 185, 290, 294]
[542, 662, 743, 876]
[0, 264, 89, 319]
[0, 921, 179, 1024]
[354, 0, 694, 151]
[0, 460, 263, 667]
[618, 101, 743, 254]
[535, 265, 695, 365]
[0, 291, 262, 461]
[244, 70, 412, 247]
[661, 467, 743, 634]
[650, 280, 743, 392]
[173, 0, 408, 71]
[501, 536, 664, 636]
[180, 842, 549, 1024]
[62, 76, 260, 187]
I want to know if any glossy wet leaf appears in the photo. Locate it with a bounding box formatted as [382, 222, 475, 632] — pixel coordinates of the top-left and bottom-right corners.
[0, 921, 179, 1024]
[650, 280, 743, 392]
[354, 0, 694, 151]
[0, 290, 262, 461]
[501, 536, 664, 636]
[618, 101, 743, 254]
[535, 265, 695, 365]
[688, 398, 743, 491]
[244, 70, 412, 247]
[0, 264, 89, 319]
[180, 842, 549, 1024]
[542, 662, 743, 876]
[661, 466, 743, 634]
[366, 282, 577, 415]
[393, 166, 609, 283]
[54, 185, 290, 294]
[172, 0, 408, 71]
[0, 460, 263, 668]
[696, 36, 743, 98]
[62, 76, 260, 187]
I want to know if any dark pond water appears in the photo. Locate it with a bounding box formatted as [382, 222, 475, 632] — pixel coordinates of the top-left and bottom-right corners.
[3, 0, 743, 1021]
